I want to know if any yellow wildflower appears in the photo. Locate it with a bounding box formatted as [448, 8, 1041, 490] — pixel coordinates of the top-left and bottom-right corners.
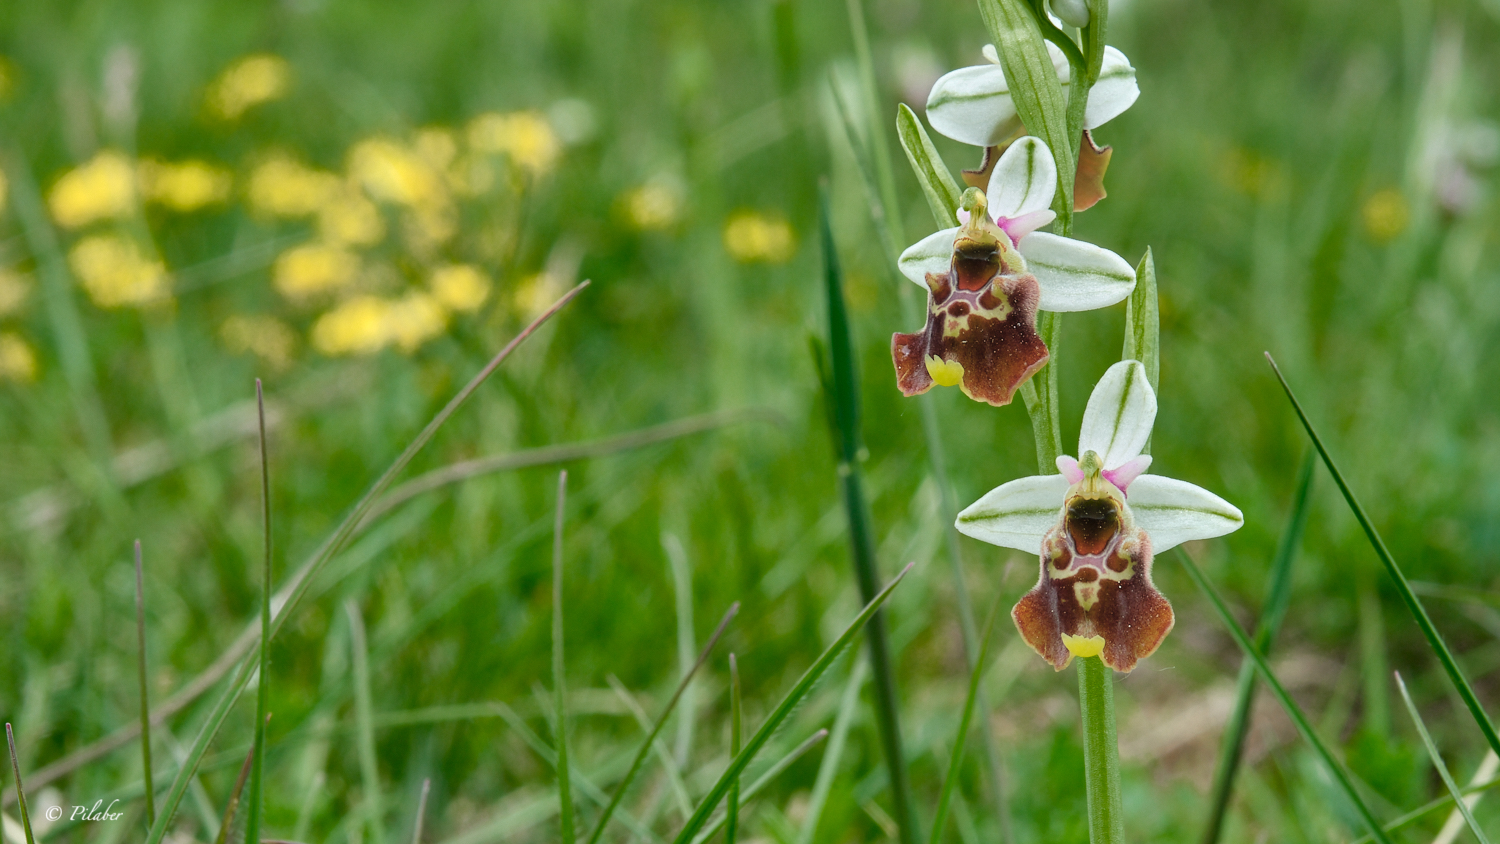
[273, 243, 360, 300]
[349, 138, 446, 208]
[48, 151, 137, 229]
[221, 314, 297, 370]
[311, 295, 392, 356]
[317, 189, 385, 247]
[467, 111, 561, 177]
[386, 292, 448, 352]
[430, 264, 490, 312]
[0, 269, 31, 316]
[138, 159, 232, 212]
[1362, 188, 1410, 243]
[248, 155, 341, 217]
[68, 234, 169, 308]
[723, 211, 796, 264]
[207, 54, 291, 120]
[623, 178, 684, 231]
[0, 332, 37, 383]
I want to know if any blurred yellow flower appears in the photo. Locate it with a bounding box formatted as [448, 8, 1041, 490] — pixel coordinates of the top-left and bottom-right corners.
[221, 314, 297, 370]
[273, 243, 360, 300]
[1362, 188, 1410, 243]
[349, 138, 447, 208]
[68, 234, 169, 308]
[317, 189, 385, 247]
[467, 111, 561, 177]
[138, 159, 232, 212]
[415, 128, 458, 171]
[0, 332, 37, 383]
[207, 54, 290, 120]
[0, 269, 32, 316]
[248, 155, 341, 217]
[430, 264, 490, 312]
[311, 295, 391, 356]
[447, 155, 495, 196]
[386, 292, 448, 352]
[49, 151, 137, 229]
[623, 179, 684, 231]
[723, 211, 796, 264]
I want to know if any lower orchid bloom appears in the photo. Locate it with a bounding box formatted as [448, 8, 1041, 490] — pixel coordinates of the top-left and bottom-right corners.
[892, 136, 1136, 406]
[955, 360, 1244, 672]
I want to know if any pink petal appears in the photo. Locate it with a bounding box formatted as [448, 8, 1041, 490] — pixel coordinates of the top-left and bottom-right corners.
[1055, 454, 1084, 484]
[998, 208, 1056, 242]
[1103, 454, 1152, 493]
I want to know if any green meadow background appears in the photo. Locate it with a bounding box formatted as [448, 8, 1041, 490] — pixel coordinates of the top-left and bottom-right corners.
[2, 0, 1499, 841]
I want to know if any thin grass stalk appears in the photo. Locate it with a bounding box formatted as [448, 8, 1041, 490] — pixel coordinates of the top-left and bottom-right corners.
[929, 593, 1005, 844]
[795, 660, 868, 844]
[1347, 774, 1500, 844]
[411, 779, 431, 844]
[213, 737, 259, 844]
[552, 471, 576, 844]
[1200, 451, 1316, 844]
[134, 541, 157, 829]
[688, 731, 831, 844]
[818, 189, 917, 844]
[585, 603, 739, 844]
[1266, 353, 1500, 757]
[663, 532, 699, 768]
[5, 724, 35, 844]
[1174, 547, 1393, 844]
[140, 282, 587, 844]
[346, 600, 384, 844]
[727, 655, 742, 844]
[602, 676, 695, 820]
[671, 563, 914, 844]
[1395, 673, 1492, 844]
[246, 380, 272, 844]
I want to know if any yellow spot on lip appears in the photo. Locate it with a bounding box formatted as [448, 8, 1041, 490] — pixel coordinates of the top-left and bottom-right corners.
[925, 355, 965, 387]
[1062, 634, 1106, 659]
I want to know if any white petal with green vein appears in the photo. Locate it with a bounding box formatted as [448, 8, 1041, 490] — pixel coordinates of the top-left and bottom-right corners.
[1126, 475, 1245, 553]
[988, 136, 1057, 221]
[954, 474, 1069, 553]
[925, 64, 1016, 148]
[1079, 360, 1156, 469]
[898, 227, 960, 287]
[1018, 233, 1136, 311]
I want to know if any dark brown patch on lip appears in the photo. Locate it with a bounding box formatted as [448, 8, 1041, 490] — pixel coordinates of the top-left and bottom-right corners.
[1067, 497, 1120, 556]
[947, 301, 970, 318]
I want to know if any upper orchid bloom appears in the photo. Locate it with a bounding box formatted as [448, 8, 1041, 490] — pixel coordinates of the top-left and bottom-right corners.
[954, 361, 1244, 672]
[925, 42, 1140, 149]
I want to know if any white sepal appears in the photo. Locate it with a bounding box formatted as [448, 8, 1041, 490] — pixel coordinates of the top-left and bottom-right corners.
[898, 227, 959, 287]
[925, 64, 1016, 148]
[987, 137, 1058, 222]
[1018, 232, 1136, 311]
[1084, 47, 1140, 130]
[1079, 360, 1156, 469]
[1126, 475, 1245, 553]
[954, 474, 1070, 554]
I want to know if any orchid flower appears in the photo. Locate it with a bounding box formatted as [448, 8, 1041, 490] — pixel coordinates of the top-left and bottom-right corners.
[892, 136, 1135, 406]
[955, 360, 1244, 672]
[926, 42, 1140, 150]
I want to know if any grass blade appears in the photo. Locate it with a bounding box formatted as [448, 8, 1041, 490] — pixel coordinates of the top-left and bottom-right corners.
[5, 724, 35, 844]
[246, 380, 273, 844]
[1434, 753, 1500, 844]
[896, 103, 961, 229]
[727, 655, 742, 844]
[1266, 353, 1500, 757]
[1395, 673, 1492, 844]
[795, 660, 868, 844]
[141, 281, 588, 844]
[689, 730, 830, 844]
[412, 779, 431, 844]
[671, 562, 915, 844]
[347, 600, 384, 844]
[1122, 249, 1160, 406]
[662, 532, 699, 768]
[1174, 547, 1392, 843]
[1200, 451, 1315, 844]
[213, 732, 260, 844]
[929, 592, 1005, 844]
[134, 540, 157, 829]
[602, 676, 694, 821]
[819, 188, 918, 844]
[589, 602, 739, 842]
[552, 471, 575, 844]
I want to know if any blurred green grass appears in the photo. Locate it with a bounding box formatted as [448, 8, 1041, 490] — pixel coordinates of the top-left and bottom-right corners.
[2, 0, 1499, 841]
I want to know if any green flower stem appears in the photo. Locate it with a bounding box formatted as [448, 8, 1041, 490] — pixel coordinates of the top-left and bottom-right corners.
[1078, 656, 1124, 844]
